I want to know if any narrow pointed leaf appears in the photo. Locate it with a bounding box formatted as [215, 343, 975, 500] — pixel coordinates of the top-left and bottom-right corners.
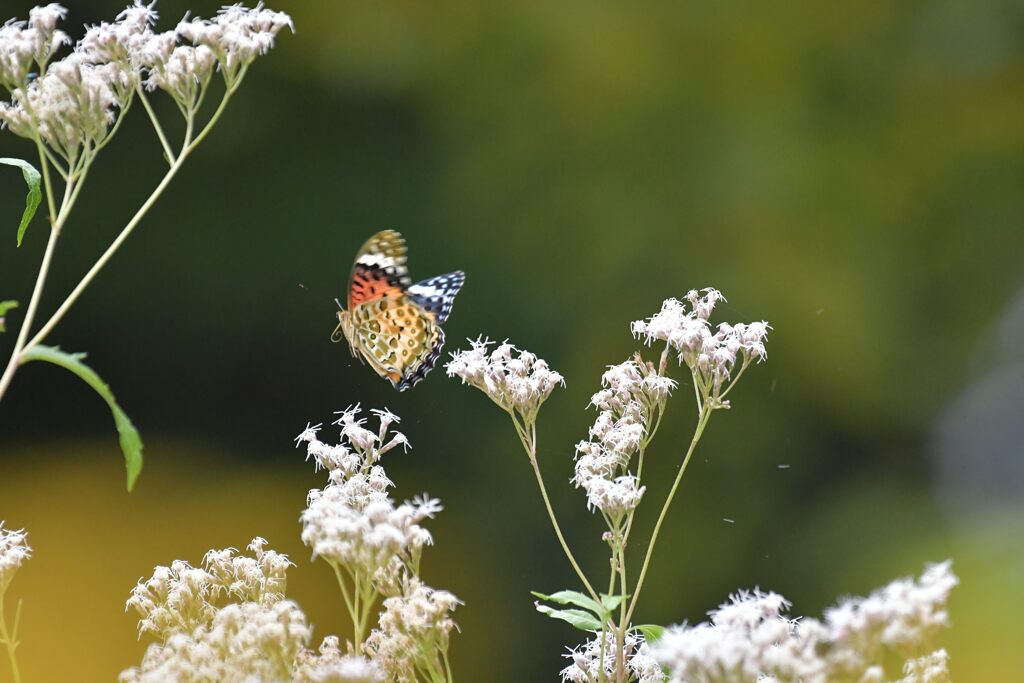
[534, 604, 603, 631]
[0, 158, 42, 246]
[21, 345, 143, 490]
[635, 624, 666, 643]
[531, 590, 605, 617]
[0, 300, 17, 333]
[601, 593, 630, 612]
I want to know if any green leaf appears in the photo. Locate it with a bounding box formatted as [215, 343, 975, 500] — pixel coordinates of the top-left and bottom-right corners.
[635, 624, 666, 643]
[0, 300, 17, 333]
[531, 590, 605, 618]
[601, 593, 630, 612]
[21, 345, 143, 491]
[534, 604, 603, 631]
[0, 158, 42, 247]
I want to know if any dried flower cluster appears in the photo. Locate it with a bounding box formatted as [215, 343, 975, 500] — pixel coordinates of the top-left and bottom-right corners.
[573, 358, 675, 517]
[296, 406, 460, 681]
[651, 562, 958, 683]
[0, 522, 31, 589]
[0, 2, 292, 160]
[364, 577, 461, 682]
[294, 637, 382, 683]
[560, 631, 663, 683]
[120, 538, 312, 682]
[632, 289, 769, 409]
[445, 337, 565, 424]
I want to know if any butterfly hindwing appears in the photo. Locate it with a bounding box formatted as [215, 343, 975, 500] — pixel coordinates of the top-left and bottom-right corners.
[406, 271, 465, 325]
[348, 230, 413, 309]
[352, 294, 441, 391]
[396, 327, 445, 391]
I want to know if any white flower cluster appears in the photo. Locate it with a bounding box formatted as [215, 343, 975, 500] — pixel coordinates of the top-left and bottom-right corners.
[296, 406, 437, 578]
[121, 538, 310, 683]
[125, 537, 292, 639]
[0, 4, 69, 88]
[632, 290, 769, 407]
[0, 2, 291, 155]
[294, 637, 384, 683]
[446, 337, 565, 422]
[560, 631, 663, 683]
[652, 562, 958, 683]
[364, 577, 461, 683]
[572, 359, 674, 517]
[120, 599, 311, 683]
[0, 522, 31, 588]
[177, 2, 293, 76]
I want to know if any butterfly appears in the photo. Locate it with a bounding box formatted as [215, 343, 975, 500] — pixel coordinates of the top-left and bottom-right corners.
[332, 230, 465, 391]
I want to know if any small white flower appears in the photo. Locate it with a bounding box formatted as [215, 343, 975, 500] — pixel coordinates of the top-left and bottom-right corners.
[0, 522, 31, 587]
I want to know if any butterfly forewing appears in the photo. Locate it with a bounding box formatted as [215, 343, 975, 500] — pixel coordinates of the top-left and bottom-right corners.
[406, 271, 466, 325]
[348, 230, 413, 309]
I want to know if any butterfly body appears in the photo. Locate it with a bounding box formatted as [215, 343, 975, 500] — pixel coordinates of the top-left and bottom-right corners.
[334, 231, 464, 391]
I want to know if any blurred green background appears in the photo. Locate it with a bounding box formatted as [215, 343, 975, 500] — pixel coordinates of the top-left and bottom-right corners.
[2, 0, 1023, 680]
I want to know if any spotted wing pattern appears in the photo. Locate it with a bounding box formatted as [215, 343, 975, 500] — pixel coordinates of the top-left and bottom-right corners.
[406, 271, 465, 325]
[348, 230, 412, 309]
[351, 294, 441, 391]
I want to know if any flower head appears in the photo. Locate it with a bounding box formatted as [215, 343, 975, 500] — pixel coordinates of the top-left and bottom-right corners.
[446, 336, 564, 422]
[365, 577, 461, 683]
[560, 631, 662, 683]
[633, 290, 769, 408]
[0, 522, 31, 588]
[652, 562, 958, 683]
[295, 636, 384, 683]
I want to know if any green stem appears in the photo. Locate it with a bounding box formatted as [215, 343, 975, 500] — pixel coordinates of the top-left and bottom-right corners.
[0, 587, 22, 683]
[622, 406, 712, 629]
[136, 86, 176, 164]
[510, 412, 601, 604]
[185, 66, 247, 155]
[22, 152, 185, 351]
[331, 564, 358, 633]
[0, 154, 77, 402]
[442, 649, 454, 683]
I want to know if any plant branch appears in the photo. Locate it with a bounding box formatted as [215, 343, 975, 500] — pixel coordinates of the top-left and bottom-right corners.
[622, 405, 712, 628]
[509, 411, 601, 604]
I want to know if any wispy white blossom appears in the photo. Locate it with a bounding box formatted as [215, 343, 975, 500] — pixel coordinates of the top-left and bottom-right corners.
[120, 599, 311, 683]
[295, 636, 384, 683]
[572, 358, 673, 518]
[125, 537, 292, 640]
[632, 290, 769, 408]
[296, 406, 460, 678]
[364, 577, 461, 683]
[121, 538, 308, 683]
[652, 562, 958, 683]
[297, 406, 433, 578]
[0, 2, 293, 156]
[446, 337, 565, 422]
[0, 522, 31, 589]
[560, 631, 663, 683]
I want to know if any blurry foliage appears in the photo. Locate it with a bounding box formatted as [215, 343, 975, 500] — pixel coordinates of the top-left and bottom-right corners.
[1, 0, 1022, 680]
